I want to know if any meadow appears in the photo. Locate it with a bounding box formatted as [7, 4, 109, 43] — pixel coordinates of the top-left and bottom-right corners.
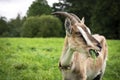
[0, 38, 120, 80]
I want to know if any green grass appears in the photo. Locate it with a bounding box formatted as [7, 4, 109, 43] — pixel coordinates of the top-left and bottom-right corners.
[104, 40, 120, 80]
[0, 38, 120, 80]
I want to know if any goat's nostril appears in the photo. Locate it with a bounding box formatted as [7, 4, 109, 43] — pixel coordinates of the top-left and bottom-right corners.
[97, 43, 102, 51]
[96, 52, 99, 57]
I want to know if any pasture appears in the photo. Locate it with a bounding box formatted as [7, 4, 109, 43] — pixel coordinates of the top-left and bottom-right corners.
[0, 38, 120, 80]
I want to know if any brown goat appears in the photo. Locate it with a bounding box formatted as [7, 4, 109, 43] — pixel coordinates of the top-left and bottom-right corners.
[52, 12, 108, 80]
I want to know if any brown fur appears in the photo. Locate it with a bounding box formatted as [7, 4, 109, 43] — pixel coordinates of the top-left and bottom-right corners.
[55, 12, 108, 80]
[60, 34, 107, 80]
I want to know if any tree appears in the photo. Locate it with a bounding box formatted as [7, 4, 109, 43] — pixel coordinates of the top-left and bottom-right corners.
[0, 17, 9, 37]
[8, 14, 24, 37]
[21, 15, 63, 37]
[27, 0, 52, 17]
[91, 0, 120, 39]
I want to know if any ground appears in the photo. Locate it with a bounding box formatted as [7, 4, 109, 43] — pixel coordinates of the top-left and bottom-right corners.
[0, 38, 120, 80]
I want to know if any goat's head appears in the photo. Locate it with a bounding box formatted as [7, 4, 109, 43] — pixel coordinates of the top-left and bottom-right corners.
[52, 12, 101, 53]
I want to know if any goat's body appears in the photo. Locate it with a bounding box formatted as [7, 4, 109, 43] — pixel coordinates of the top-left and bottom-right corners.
[53, 12, 108, 80]
[60, 34, 107, 80]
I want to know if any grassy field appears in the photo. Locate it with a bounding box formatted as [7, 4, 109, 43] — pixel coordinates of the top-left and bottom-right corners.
[0, 38, 120, 80]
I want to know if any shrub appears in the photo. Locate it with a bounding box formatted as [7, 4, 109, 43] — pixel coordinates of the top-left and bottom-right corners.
[21, 15, 63, 37]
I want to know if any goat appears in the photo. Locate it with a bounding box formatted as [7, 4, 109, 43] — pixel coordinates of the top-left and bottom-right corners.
[52, 12, 108, 80]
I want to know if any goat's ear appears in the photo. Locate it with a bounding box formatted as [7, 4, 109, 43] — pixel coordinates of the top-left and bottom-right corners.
[65, 18, 72, 34]
[81, 17, 85, 24]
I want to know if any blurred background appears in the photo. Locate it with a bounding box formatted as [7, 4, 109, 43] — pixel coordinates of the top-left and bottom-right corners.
[0, 0, 120, 80]
[0, 0, 120, 39]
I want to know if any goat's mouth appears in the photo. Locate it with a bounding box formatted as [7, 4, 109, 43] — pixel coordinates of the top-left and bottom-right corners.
[89, 49, 99, 57]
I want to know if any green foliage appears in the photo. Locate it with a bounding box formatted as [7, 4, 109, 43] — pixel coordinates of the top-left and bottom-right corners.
[0, 17, 9, 37]
[21, 15, 63, 37]
[91, 0, 120, 39]
[0, 38, 120, 80]
[21, 16, 40, 37]
[27, 0, 52, 17]
[36, 15, 63, 37]
[8, 14, 25, 37]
